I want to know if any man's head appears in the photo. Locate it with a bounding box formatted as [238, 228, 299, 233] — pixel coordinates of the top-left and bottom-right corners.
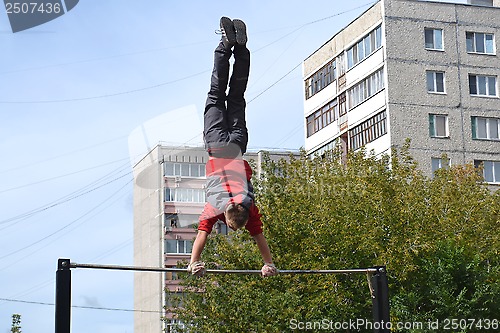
[224, 203, 249, 230]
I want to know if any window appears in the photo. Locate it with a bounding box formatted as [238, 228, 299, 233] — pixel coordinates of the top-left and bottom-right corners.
[431, 157, 450, 177]
[429, 114, 449, 138]
[472, 116, 500, 140]
[348, 68, 385, 109]
[165, 239, 193, 254]
[339, 93, 347, 117]
[165, 188, 206, 203]
[337, 52, 346, 77]
[347, 25, 382, 69]
[426, 71, 445, 93]
[309, 140, 337, 158]
[469, 75, 497, 97]
[165, 266, 181, 281]
[466, 32, 495, 54]
[474, 160, 500, 183]
[424, 28, 443, 50]
[215, 220, 229, 235]
[165, 318, 185, 333]
[306, 99, 338, 137]
[347, 49, 354, 69]
[304, 58, 337, 99]
[349, 111, 387, 150]
[164, 162, 205, 178]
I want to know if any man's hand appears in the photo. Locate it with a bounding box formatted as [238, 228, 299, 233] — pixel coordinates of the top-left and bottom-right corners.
[187, 261, 206, 277]
[261, 263, 278, 277]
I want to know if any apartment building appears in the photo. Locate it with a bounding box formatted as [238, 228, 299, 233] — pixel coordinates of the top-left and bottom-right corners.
[303, 0, 500, 181]
[133, 144, 295, 332]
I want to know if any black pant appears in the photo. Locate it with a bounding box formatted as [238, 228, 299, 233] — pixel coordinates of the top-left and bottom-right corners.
[204, 42, 250, 158]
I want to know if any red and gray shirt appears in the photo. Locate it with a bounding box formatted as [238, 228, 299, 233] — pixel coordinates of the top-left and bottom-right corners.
[198, 156, 263, 236]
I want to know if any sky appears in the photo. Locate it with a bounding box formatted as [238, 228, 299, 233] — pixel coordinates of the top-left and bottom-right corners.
[0, 0, 466, 332]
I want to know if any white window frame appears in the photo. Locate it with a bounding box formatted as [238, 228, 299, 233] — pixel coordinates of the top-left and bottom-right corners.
[469, 75, 497, 97]
[165, 188, 206, 203]
[431, 157, 450, 177]
[429, 114, 449, 138]
[426, 71, 446, 93]
[466, 32, 495, 55]
[346, 25, 382, 70]
[165, 239, 193, 254]
[475, 160, 500, 184]
[349, 111, 387, 151]
[424, 28, 443, 51]
[472, 116, 500, 140]
[164, 162, 205, 178]
[348, 68, 384, 109]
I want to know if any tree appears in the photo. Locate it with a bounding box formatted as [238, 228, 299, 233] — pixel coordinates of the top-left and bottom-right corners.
[11, 314, 22, 333]
[170, 144, 500, 332]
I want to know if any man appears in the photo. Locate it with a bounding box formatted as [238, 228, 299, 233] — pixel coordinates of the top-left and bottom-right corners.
[187, 17, 277, 278]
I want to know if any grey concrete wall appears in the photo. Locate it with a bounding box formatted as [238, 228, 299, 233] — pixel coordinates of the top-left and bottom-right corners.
[384, 0, 500, 177]
[133, 146, 163, 333]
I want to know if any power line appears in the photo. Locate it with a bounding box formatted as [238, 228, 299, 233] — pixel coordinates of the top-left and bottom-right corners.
[248, 1, 376, 103]
[0, 41, 213, 77]
[0, 178, 133, 262]
[0, 69, 211, 104]
[0, 171, 132, 227]
[0, 238, 134, 306]
[0, 136, 127, 175]
[0, 297, 162, 313]
[0, 2, 375, 105]
[247, 62, 302, 104]
[0, 157, 129, 194]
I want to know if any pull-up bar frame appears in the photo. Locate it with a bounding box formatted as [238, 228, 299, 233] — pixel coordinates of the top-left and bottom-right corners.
[55, 258, 390, 333]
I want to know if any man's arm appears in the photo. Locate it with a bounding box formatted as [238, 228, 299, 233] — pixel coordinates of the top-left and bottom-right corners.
[187, 230, 209, 277]
[190, 230, 209, 264]
[252, 232, 273, 264]
[253, 232, 278, 277]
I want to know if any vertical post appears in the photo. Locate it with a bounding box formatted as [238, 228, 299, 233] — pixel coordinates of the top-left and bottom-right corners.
[371, 266, 390, 333]
[55, 258, 71, 333]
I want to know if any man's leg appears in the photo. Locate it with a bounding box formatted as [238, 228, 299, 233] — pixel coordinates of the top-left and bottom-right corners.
[226, 41, 250, 155]
[204, 41, 232, 154]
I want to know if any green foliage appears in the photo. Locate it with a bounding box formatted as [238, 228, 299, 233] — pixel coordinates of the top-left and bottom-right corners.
[11, 314, 21, 333]
[169, 145, 500, 332]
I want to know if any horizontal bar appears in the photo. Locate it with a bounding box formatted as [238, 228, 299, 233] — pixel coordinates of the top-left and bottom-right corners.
[70, 262, 378, 275]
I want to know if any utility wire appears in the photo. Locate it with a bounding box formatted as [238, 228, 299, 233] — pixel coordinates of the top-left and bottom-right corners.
[0, 1, 375, 105]
[0, 237, 134, 306]
[0, 171, 131, 227]
[247, 62, 302, 104]
[0, 297, 161, 313]
[0, 69, 211, 104]
[0, 158, 129, 195]
[0, 178, 132, 262]
[0, 41, 213, 76]
[0, 136, 127, 175]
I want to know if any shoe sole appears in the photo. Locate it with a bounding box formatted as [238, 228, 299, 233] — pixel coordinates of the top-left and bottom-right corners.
[233, 19, 247, 45]
[220, 17, 236, 45]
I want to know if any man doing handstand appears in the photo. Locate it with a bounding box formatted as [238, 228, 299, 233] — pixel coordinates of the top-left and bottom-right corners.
[187, 17, 277, 278]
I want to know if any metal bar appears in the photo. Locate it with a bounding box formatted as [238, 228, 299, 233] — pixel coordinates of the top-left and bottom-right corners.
[55, 258, 71, 333]
[70, 262, 378, 275]
[60, 259, 389, 333]
[371, 266, 390, 333]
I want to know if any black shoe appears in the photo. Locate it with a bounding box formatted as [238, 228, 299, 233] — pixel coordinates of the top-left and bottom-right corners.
[219, 16, 236, 49]
[233, 19, 247, 45]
